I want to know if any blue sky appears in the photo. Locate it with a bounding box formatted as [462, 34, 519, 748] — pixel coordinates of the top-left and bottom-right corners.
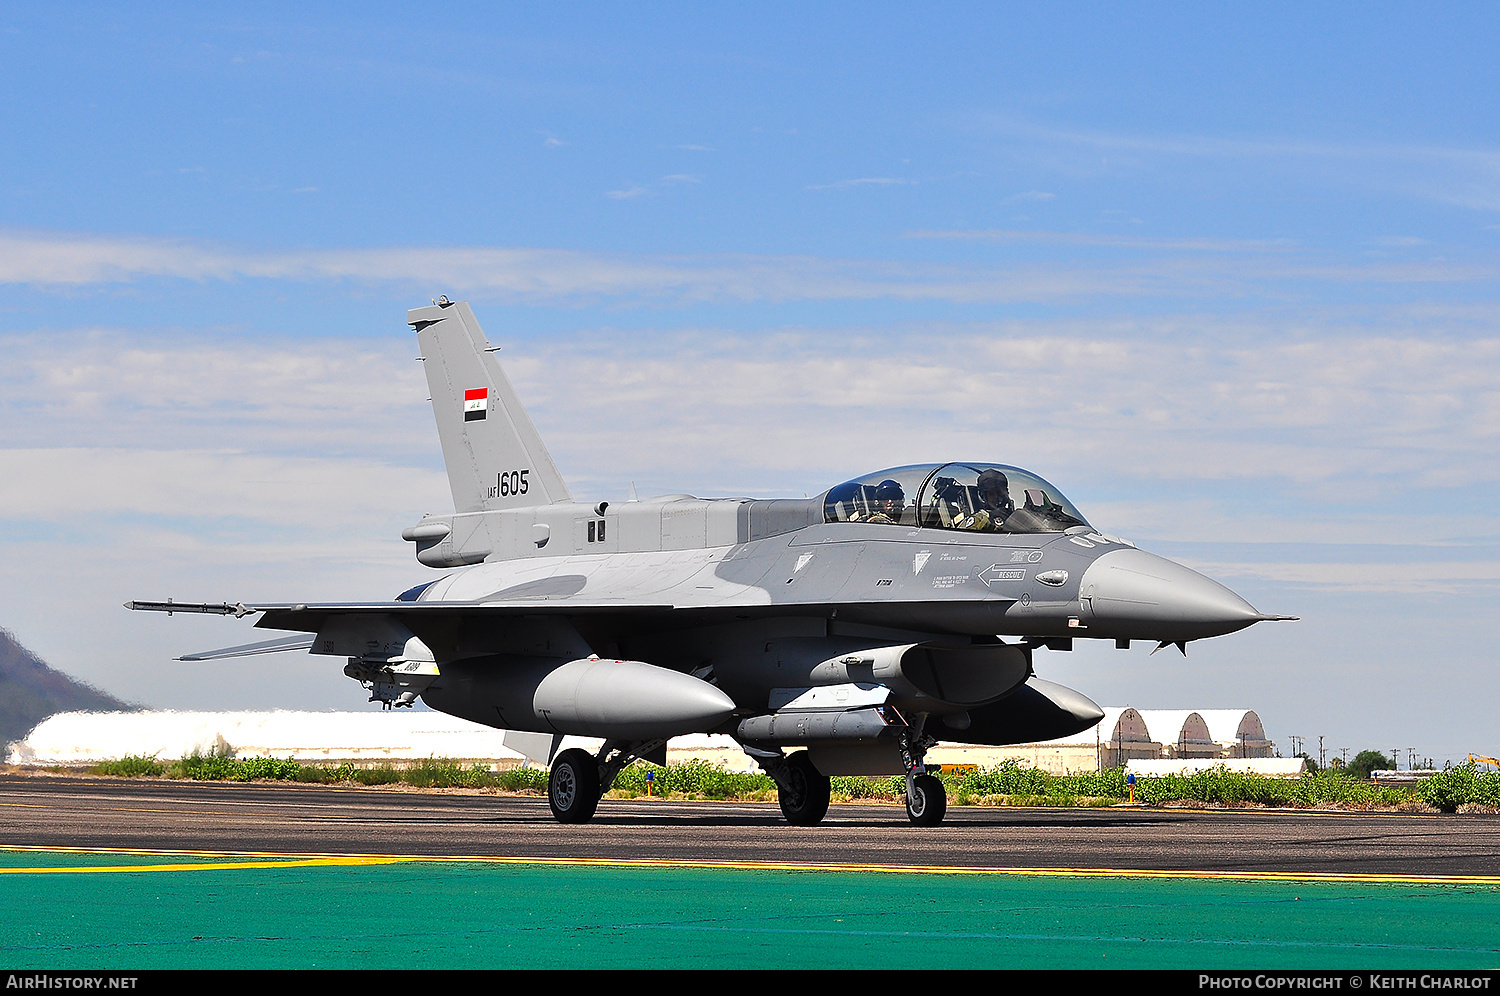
[2, 4, 1498, 764]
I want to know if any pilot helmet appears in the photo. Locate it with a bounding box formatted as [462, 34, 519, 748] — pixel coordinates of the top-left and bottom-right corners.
[977, 469, 1010, 506]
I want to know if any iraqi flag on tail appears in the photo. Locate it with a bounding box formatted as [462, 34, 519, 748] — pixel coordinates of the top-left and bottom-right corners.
[463, 388, 488, 421]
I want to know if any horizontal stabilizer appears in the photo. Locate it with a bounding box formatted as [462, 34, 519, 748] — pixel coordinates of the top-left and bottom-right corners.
[178, 634, 317, 661]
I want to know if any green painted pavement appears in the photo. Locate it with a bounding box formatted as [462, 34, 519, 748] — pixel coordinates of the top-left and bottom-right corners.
[1, 851, 1497, 970]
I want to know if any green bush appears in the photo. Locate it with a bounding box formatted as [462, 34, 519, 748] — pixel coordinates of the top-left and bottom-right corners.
[170, 749, 242, 781]
[1123, 765, 1419, 808]
[832, 775, 903, 800]
[85, 748, 557, 790]
[1132, 767, 1286, 806]
[961, 759, 1056, 797]
[239, 756, 302, 781]
[942, 761, 1128, 804]
[83, 748, 1480, 813]
[1058, 768, 1130, 799]
[401, 758, 494, 788]
[1419, 763, 1500, 812]
[293, 763, 356, 783]
[347, 764, 406, 786]
[494, 766, 550, 792]
[611, 759, 775, 799]
[91, 755, 165, 777]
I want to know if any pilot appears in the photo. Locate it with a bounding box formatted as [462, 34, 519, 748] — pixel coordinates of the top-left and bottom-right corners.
[864, 479, 907, 524]
[956, 469, 1013, 532]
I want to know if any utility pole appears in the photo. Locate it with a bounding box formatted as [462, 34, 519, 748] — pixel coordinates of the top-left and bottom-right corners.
[1290, 735, 1303, 757]
[1319, 736, 1326, 770]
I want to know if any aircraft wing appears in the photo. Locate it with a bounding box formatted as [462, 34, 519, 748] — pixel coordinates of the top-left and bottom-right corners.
[128, 595, 1015, 642]
[127, 598, 680, 635]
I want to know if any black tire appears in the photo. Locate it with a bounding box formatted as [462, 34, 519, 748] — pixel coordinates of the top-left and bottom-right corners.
[549, 748, 601, 824]
[905, 773, 947, 826]
[777, 751, 831, 826]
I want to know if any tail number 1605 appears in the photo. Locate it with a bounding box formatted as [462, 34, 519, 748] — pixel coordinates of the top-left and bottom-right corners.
[490, 469, 530, 499]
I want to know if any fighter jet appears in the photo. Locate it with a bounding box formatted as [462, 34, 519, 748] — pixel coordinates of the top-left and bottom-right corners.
[130, 299, 1292, 827]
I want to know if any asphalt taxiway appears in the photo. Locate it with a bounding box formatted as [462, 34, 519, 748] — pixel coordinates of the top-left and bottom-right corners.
[3, 772, 1497, 878]
[7, 773, 1500, 969]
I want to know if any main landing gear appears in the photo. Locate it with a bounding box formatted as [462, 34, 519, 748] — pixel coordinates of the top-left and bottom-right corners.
[548, 748, 600, 823]
[552, 731, 948, 828]
[742, 714, 949, 828]
[777, 751, 831, 826]
[547, 738, 667, 824]
[745, 747, 832, 825]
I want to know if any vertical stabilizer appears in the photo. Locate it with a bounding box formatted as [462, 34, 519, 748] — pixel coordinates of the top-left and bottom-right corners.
[409, 300, 571, 513]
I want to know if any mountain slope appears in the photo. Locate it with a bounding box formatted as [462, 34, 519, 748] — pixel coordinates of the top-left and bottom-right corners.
[0, 627, 137, 747]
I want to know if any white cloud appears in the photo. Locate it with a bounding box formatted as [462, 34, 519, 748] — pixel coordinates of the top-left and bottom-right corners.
[906, 228, 1296, 253]
[804, 177, 915, 191]
[605, 184, 652, 200]
[0, 230, 1141, 302]
[0, 447, 448, 525]
[524, 325, 1500, 507]
[0, 328, 435, 460]
[1186, 558, 1500, 594]
[9, 318, 1498, 524]
[1, 229, 1494, 306]
[975, 115, 1500, 213]
[608, 174, 701, 199]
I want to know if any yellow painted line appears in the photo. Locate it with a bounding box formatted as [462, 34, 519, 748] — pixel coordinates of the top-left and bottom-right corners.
[3, 844, 1496, 886]
[0, 845, 397, 861]
[2, 801, 351, 820]
[0, 856, 413, 875]
[397, 855, 1500, 886]
[7, 800, 249, 816]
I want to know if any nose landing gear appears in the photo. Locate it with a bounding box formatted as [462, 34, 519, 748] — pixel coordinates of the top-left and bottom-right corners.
[901, 716, 947, 826]
[904, 773, 947, 826]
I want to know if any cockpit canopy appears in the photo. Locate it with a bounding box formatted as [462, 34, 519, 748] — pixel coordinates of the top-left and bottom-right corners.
[823, 463, 1089, 535]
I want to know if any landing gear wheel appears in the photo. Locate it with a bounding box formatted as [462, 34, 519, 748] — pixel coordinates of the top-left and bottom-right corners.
[549, 748, 601, 824]
[777, 751, 831, 826]
[905, 773, 947, 826]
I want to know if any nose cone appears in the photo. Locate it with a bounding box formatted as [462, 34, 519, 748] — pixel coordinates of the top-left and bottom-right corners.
[1079, 548, 1264, 642]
